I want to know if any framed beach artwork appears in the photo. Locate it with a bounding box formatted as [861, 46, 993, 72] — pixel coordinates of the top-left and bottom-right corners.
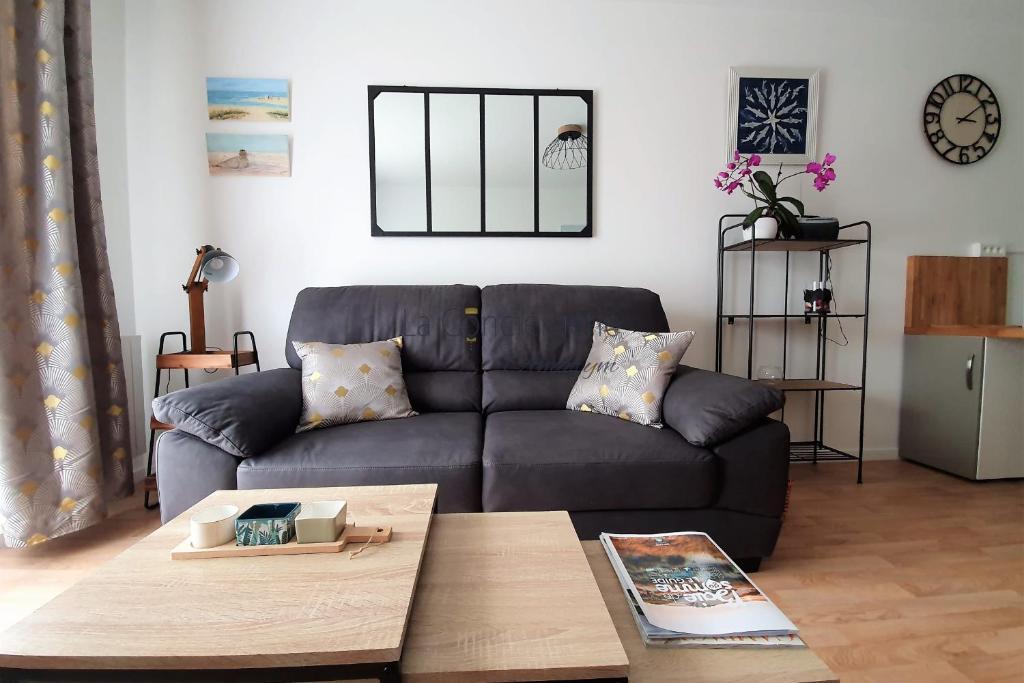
[726, 67, 819, 165]
[206, 133, 291, 177]
[206, 77, 290, 121]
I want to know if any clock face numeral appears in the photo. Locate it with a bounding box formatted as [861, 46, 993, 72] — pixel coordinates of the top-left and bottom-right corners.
[923, 73, 1000, 165]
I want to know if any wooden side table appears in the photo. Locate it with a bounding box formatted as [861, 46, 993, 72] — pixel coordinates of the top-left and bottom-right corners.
[144, 331, 260, 509]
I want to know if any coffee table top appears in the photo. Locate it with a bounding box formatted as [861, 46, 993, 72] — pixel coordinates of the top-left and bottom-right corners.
[0, 484, 436, 671]
[401, 511, 629, 682]
[583, 541, 839, 683]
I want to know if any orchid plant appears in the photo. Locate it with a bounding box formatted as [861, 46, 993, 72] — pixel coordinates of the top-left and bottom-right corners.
[714, 151, 837, 238]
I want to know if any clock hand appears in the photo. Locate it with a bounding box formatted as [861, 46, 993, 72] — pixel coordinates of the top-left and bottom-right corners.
[956, 105, 982, 123]
[957, 116, 977, 124]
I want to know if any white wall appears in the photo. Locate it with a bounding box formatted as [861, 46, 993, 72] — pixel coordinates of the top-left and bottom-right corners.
[94, 0, 1024, 459]
[91, 0, 135, 335]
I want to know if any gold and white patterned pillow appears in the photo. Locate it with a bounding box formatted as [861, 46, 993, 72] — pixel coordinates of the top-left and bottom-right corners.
[566, 323, 695, 427]
[292, 338, 417, 432]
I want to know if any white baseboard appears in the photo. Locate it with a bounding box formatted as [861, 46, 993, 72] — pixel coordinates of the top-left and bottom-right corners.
[863, 448, 899, 461]
[133, 454, 148, 483]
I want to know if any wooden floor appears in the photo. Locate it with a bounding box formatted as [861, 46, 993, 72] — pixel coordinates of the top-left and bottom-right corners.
[758, 460, 1023, 682]
[0, 460, 1021, 681]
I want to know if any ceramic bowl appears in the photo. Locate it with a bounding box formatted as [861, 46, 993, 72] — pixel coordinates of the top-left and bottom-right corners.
[235, 502, 301, 546]
[295, 500, 347, 544]
[189, 504, 240, 549]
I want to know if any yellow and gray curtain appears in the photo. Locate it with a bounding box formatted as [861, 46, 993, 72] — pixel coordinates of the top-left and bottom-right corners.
[0, 0, 132, 547]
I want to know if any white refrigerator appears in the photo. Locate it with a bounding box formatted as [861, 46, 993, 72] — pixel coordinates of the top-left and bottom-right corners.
[899, 335, 1024, 480]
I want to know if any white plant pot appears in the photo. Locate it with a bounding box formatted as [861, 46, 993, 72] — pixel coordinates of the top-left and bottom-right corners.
[741, 216, 779, 242]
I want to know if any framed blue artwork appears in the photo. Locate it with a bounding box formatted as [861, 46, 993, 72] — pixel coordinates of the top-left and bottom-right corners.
[727, 68, 819, 165]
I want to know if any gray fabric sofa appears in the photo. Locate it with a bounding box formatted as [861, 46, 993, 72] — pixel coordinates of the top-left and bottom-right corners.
[154, 284, 789, 567]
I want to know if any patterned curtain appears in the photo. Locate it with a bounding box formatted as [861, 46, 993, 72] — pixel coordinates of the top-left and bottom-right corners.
[0, 0, 132, 548]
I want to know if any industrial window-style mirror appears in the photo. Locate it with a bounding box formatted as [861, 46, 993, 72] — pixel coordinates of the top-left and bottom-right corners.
[369, 86, 593, 237]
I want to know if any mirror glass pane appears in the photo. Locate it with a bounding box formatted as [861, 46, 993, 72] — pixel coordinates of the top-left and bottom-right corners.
[485, 95, 534, 232]
[429, 94, 480, 232]
[538, 95, 587, 232]
[374, 92, 426, 232]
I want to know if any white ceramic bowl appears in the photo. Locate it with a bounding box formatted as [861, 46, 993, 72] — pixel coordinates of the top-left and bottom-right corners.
[190, 504, 240, 549]
[295, 500, 347, 544]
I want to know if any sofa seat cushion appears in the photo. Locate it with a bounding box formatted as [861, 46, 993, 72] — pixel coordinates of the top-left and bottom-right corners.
[482, 410, 718, 513]
[236, 412, 482, 512]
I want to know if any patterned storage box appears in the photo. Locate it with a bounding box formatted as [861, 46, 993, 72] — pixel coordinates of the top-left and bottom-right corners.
[235, 503, 301, 546]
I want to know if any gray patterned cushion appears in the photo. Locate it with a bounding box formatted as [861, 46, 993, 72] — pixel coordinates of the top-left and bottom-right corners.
[566, 323, 695, 427]
[292, 338, 417, 432]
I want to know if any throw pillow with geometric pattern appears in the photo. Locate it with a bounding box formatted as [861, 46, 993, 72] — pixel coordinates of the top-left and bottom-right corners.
[566, 322, 695, 428]
[292, 338, 417, 432]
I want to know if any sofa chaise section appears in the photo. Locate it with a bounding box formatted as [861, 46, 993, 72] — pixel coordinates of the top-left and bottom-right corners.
[482, 410, 718, 512]
[236, 413, 482, 512]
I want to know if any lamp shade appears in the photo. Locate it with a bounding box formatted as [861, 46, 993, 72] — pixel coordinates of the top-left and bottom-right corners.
[199, 247, 239, 284]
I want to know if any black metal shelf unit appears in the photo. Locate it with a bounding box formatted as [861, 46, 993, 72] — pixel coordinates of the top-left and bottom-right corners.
[714, 216, 871, 483]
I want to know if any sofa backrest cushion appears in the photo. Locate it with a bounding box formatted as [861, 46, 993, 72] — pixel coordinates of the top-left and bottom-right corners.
[480, 284, 670, 412]
[286, 285, 481, 412]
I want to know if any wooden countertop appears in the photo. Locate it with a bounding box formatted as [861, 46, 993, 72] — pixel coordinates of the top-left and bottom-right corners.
[904, 325, 1024, 339]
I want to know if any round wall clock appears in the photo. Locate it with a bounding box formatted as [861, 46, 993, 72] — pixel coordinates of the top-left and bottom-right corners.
[923, 74, 1000, 165]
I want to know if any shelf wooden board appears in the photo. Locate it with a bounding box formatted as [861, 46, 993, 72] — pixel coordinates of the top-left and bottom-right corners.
[149, 416, 174, 430]
[724, 238, 866, 252]
[0, 484, 436, 672]
[583, 542, 838, 683]
[905, 324, 1024, 339]
[156, 350, 257, 370]
[722, 313, 865, 320]
[758, 379, 862, 391]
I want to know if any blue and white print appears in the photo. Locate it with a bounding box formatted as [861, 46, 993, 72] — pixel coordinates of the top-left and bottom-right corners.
[736, 77, 809, 155]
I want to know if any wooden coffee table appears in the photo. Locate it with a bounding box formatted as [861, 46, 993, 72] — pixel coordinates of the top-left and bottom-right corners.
[401, 514, 837, 683]
[402, 511, 630, 682]
[0, 484, 437, 682]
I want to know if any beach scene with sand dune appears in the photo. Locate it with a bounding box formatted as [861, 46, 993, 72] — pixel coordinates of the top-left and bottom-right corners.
[207, 133, 290, 176]
[207, 77, 290, 121]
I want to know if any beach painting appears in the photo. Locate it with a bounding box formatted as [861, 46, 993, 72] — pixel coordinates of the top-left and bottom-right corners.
[206, 133, 290, 177]
[206, 77, 290, 121]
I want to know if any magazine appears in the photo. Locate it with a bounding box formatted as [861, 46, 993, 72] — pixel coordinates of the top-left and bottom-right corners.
[600, 531, 798, 643]
[616, 577, 804, 648]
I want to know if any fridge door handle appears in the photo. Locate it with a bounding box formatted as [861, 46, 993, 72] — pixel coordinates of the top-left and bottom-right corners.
[966, 354, 975, 391]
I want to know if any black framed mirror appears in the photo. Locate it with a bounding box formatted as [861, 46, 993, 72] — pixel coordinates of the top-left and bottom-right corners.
[368, 86, 593, 237]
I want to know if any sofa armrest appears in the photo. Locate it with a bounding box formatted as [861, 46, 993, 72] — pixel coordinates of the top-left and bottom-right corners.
[156, 430, 241, 524]
[662, 366, 784, 447]
[713, 418, 790, 518]
[152, 368, 301, 458]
